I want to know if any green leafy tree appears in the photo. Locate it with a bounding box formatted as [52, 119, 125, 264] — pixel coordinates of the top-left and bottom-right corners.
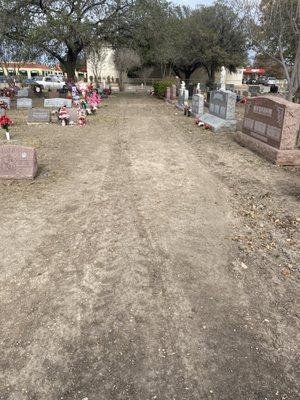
[124, 0, 176, 77]
[0, 0, 134, 81]
[171, 2, 247, 86]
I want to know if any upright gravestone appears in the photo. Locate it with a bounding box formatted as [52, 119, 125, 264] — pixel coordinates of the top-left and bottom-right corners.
[235, 96, 300, 166]
[27, 108, 51, 124]
[0, 97, 11, 109]
[191, 94, 204, 117]
[165, 87, 171, 102]
[17, 98, 33, 109]
[248, 85, 260, 97]
[44, 98, 72, 108]
[180, 81, 185, 94]
[226, 84, 235, 92]
[200, 90, 237, 133]
[0, 145, 38, 179]
[68, 108, 78, 124]
[16, 88, 29, 97]
[177, 89, 189, 110]
[170, 85, 177, 100]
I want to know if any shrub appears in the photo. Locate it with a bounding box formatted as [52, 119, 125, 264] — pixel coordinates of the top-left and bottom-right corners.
[153, 80, 173, 98]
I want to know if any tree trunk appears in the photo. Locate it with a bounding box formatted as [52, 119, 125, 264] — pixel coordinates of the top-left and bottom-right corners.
[61, 49, 78, 83]
[207, 67, 216, 90]
[184, 70, 192, 82]
[287, 35, 300, 102]
[118, 70, 124, 91]
[172, 65, 184, 80]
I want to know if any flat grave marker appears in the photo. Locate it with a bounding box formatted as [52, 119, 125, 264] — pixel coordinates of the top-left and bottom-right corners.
[17, 98, 33, 109]
[27, 108, 51, 124]
[44, 98, 72, 108]
[68, 108, 78, 124]
[0, 145, 38, 179]
[16, 88, 29, 97]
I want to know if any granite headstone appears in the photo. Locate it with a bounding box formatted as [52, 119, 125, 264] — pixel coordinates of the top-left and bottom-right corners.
[200, 90, 237, 133]
[68, 108, 78, 124]
[27, 108, 51, 123]
[44, 98, 72, 108]
[17, 98, 33, 109]
[235, 96, 300, 165]
[170, 85, 177, 100]
[191, 94, 204, 117]
[248, 85, 260, 96]
[226, 84, 235, 92]
[16, 88, 29, 97]
[0, 145, 38, 179]
[177, 89, 189, 110]
[165, 87, 171, 102]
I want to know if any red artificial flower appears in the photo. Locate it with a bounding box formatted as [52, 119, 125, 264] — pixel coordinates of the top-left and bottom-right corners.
[0, 115, 13, 128]
[204, 124, 212, 130]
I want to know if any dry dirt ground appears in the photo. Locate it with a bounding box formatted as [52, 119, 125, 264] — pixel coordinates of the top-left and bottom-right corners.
[0, 93, 299, 400]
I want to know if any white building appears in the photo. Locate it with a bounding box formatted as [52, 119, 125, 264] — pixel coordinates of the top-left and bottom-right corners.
[87, 47, 119, 83]
[225, 68, 244, 86]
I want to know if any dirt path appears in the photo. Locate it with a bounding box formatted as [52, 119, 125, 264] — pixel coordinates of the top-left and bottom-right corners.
[0, 94, 299, 400]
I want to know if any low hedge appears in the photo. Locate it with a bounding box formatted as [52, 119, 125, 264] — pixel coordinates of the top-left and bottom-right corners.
[153, 80, 173, 98]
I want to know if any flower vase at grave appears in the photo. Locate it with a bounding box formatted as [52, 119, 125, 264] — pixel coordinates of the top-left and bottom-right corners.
[0, 115, 13, 140]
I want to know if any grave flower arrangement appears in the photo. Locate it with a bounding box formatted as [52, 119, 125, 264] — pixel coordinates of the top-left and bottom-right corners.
[80, 99, 92, 115]
[58, 106, 70, 126]
[0, 100, 8, 113]
[0, 115, 13, 140]
[184, 104, 191, 117]
[87, 93, 100, 114]
[195, 117, 204, 127]
[77, 109, 87, 126]
[0, 88, 14, 98]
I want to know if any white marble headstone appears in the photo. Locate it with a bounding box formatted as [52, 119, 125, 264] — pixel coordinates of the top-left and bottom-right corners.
[44, 98, 72, 108]
[192, 94, 204, 116]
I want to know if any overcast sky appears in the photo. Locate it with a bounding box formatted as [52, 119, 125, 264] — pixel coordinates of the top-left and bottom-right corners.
[174, 0, 214, 6]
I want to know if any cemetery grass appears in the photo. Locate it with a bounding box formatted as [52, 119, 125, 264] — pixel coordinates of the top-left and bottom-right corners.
[0, 94, 299, 399]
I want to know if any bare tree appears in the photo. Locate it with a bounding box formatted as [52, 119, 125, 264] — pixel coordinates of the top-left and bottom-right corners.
[114, 48, 141, 91]
[87, 44, 109, 87]
[232, 0, 300, 101]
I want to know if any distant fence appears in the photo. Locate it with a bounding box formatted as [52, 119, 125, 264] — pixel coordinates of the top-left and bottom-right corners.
[121, 77, 289, 97]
